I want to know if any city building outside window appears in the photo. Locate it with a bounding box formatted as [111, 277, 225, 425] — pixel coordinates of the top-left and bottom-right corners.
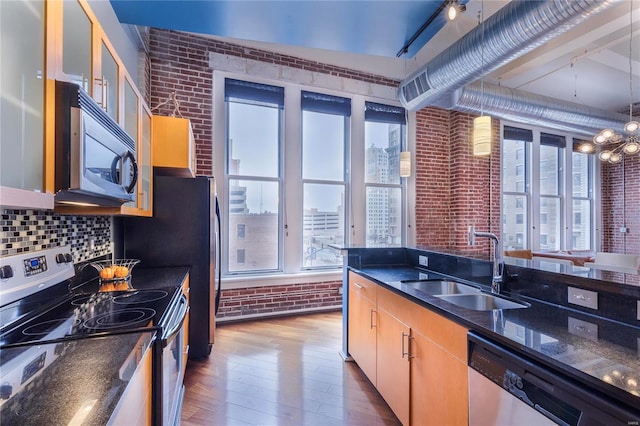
[364, 102, 406, 247]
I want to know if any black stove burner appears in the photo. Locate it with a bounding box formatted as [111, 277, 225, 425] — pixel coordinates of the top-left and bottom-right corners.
[83, 308, 156, 330]
[113, 290, 169, 305]
[23, 318, 80, 336]
[71, 292, 114, 306]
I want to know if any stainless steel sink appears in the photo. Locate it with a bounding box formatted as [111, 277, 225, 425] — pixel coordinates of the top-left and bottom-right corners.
[401, 280, 482, 295]
[435, 293, 529, 311]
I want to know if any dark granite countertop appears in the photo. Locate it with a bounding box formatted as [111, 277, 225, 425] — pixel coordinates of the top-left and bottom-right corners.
[0, 331, 154, 425]
[0, 267, 189, 425]
[350, 264, 640, 415]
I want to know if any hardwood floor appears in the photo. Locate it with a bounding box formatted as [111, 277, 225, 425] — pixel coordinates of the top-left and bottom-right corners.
[181, 310, 401, 426]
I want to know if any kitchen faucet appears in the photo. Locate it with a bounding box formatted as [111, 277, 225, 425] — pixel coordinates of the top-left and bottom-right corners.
[468, 225, 503, 294]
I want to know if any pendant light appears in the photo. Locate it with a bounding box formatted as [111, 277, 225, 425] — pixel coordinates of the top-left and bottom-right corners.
[473, 0, 492, 156]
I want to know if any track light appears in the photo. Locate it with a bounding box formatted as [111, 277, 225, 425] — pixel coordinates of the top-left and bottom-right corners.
[447, 1, 466, 21]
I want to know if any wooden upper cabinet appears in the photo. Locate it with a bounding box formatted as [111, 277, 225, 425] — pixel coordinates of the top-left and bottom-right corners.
[0, 0, 53, 209]
[152, 116, 197, 177]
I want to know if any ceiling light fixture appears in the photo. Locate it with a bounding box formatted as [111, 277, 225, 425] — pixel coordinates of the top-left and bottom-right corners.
[580, 1, 639, 164]
[473, 1, 491, 156]
[447, 0, 466, 21]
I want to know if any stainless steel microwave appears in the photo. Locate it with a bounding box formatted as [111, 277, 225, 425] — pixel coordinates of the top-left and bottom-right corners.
[54, 81, 137, 207]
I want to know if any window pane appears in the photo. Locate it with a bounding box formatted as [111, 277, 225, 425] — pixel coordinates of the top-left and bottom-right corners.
[365, 122, 402, 184]
[503, 195, 527, 250]
[572, 199, 591, 249]
[539, 197, 560, 250]
[302, 111, 344, 181]
[540, 145, 560, 196]
[366, 187, 402, 246]
[228, 102, 279, 177]
[303, 183, 344, 267]
[228, 179, 279, 272]
[502, 139, 527, 193]
[572, 152, 590, 198]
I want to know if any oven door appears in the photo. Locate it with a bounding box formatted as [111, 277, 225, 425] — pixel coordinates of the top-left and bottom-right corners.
[161, 294, 188, 425]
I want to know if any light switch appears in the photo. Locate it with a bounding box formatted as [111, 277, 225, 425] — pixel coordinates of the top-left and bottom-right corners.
[568, 287, 598, 310]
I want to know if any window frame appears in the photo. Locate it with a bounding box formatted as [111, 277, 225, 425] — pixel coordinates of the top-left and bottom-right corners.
[501, 122, 598, 253]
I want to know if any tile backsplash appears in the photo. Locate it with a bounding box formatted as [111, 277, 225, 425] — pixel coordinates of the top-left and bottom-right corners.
[0, 209, 112, 263]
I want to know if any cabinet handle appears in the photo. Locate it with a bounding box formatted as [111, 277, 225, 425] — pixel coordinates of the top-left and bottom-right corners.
[369, 309, 376, 329]
[354, 282, 363, 289]
[401, 332, 413, 360]
[103, 77, 109, 113]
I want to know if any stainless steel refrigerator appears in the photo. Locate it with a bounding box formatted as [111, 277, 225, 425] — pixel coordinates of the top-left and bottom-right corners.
[118, 174, 220, 359]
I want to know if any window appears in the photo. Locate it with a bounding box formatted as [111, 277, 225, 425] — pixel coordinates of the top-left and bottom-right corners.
[301, 91, 350, 268]
[539, 133, 563, 251]
[217, 74, 407, 278]
[501, 126, 595, 252]
[364, 102, 406, 247]
[225, 78, 283, 273]
[571, 147, 593, 250]
[502, 126, 530, 251]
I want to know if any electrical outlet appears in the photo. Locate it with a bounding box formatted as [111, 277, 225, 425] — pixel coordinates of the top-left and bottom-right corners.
[338, 286, 343, 295]
[419, 255, 429, 267]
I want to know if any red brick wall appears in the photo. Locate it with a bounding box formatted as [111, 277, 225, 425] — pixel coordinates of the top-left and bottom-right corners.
[217, 281, 342, 320]
[414, 109, 502, 257]
[601, 155, 640, 255]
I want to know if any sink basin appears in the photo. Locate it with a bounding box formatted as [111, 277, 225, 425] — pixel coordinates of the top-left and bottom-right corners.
[401, 280, 481, 295]
[436, 293, 529, 311]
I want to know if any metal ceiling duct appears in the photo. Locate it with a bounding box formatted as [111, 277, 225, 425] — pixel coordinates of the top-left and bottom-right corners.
[398, 0, 623, 133]
[454, 81, 631, 136]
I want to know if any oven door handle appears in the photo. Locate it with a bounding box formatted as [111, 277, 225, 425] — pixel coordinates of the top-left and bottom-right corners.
[161, 294, 188, 345]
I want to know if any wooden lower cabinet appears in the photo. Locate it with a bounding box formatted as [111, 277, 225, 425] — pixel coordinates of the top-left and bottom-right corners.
[376, 308, 411, 425]
[347, 272, 469, 425]
[410, 329, 469, 425]
[348, 275, 377, 384]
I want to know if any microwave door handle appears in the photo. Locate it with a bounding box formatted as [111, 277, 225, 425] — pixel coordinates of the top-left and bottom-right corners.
[123, 150, 138, 194]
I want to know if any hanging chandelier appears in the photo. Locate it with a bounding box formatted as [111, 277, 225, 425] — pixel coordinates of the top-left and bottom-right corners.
[580, 1, 639, 163]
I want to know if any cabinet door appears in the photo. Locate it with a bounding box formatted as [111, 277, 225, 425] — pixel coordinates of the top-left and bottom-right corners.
[410, 308, 469, 426]
[411, 330, 468, 426]
[61, 0, 92, 92]
[138, 104, 152, 213]
[348, 280, 377, 385]
[0, 0, 45, 192]
[376, 309, 410, 426]
[98, 39, 119, 121]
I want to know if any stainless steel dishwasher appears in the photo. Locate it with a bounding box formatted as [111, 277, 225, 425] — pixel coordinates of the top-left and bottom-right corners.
[468, 332, 637, 426]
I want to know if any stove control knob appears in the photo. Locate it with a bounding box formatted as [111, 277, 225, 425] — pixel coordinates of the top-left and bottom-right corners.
[56, 253, 66, 264]
[0, 265, 13, 279]
[64, 253, 73, 263]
